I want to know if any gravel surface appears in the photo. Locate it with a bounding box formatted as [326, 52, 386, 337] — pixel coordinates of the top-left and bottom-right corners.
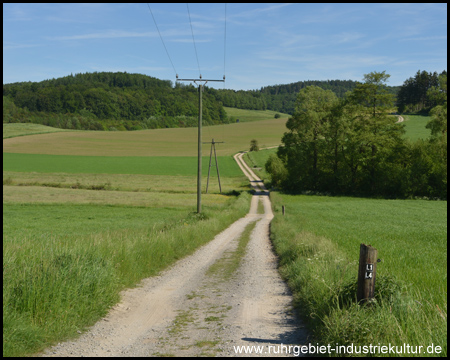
[40, 152, 308, 357]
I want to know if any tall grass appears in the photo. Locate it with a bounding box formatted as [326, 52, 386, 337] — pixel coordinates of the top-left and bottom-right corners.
[3, 192, 250, 357]
[269, 193, 447, 356]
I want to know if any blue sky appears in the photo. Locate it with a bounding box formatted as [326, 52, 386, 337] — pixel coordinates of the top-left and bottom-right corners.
[3, 3, 447, 90]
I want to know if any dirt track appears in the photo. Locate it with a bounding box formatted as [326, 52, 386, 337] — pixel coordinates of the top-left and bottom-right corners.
[41, 152, 308, 357]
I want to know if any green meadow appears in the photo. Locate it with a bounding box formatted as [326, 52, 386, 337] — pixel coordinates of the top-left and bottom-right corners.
[401, 114, 433, 141]
[223, 106, 290, 122]
[3, 153, 243, 177]
[270, 193, 447, 355]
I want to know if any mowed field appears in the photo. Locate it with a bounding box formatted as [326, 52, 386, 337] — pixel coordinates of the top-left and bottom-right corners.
[401, 114, 433, 141]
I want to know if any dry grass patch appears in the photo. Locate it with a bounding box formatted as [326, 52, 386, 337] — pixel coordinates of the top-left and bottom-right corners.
[3, 185, 231, 208]
[3, 171, 249, 195]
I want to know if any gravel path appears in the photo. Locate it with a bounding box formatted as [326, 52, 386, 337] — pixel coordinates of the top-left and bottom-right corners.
[40, 152, 308, 357]
[396, 115, 405, 123]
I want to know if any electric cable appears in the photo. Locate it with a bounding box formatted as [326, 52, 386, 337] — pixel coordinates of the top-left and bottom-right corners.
[146, 3, 178, 77]
[223, 3, 227, 89]
[187, 4, 202, 77]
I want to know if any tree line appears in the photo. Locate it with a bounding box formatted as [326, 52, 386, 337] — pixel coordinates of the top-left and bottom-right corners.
[210, 79, 398, 114]
[2, 70, 445, 132]
[265, 71, 447, 199]
[3, 73, 399, 133]
[396, 70, 447, 113]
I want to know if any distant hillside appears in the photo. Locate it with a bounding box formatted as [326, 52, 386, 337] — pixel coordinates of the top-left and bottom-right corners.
[3, 71, 401, 131]
[212, 79, 400, 114]
[3, 72, 228, 131]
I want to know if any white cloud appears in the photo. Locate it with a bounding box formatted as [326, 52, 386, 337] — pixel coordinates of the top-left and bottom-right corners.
[332, 32, 365, 44]
[170, 38, 211, 43]
[399, 35, 447, 42]
[3, 42, 41, 50]
[47, 30, 157, 41]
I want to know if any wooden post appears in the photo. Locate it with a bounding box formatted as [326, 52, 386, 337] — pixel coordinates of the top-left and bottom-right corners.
[282, 205, 285, 215]
[213, 139, 222, 193]
[206, 138, 213, 193]
[205, 138, 224, 194]
[357, 243, 378, 303]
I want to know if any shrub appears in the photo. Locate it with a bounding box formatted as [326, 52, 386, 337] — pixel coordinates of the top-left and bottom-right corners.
[250, 139, 259, 152]
[265, 154, 287, 187]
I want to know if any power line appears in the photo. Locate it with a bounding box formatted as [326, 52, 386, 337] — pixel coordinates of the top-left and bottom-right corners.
[186, 4, 201, 77]
[223, 3, 227, 83]
[146, 3, 178, 77]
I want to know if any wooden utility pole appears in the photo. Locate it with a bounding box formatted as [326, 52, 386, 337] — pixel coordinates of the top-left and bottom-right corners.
[204, 138, 224, 193]
[176, 75, 225, 213]
[197, 83, 203, 213]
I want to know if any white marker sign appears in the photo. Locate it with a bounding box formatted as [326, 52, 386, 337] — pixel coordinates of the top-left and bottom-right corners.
[365, 263, 374, 279]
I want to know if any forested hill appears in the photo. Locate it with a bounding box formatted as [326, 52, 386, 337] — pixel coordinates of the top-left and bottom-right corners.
[213, 80, 400, 114]
[3, 71, 400, 131]
[260, 80, 375, 114]
[3, 72, 228, 131]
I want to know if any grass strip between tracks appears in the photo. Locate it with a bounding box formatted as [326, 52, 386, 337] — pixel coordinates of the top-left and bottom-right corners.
[206, 219, 259, 281]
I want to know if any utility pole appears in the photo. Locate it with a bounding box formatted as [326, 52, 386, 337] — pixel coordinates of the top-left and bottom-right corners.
[176, 75, 225, 213]
[204, 138, 224, 193]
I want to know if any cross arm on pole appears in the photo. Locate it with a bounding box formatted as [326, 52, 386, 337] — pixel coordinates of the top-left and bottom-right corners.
[177, 79, 225, 82]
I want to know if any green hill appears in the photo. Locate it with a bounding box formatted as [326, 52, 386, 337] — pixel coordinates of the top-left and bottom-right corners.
[3, 72, 228, 131]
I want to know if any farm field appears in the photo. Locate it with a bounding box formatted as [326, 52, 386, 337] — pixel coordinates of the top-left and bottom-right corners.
[3, 123, 73, 139]
[5, 116, 281, 356]
[223, 106, 290, 122]
[2, 116, 288, 157]
[3, 153, 244, 177]
[3, 108, 442, 356]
